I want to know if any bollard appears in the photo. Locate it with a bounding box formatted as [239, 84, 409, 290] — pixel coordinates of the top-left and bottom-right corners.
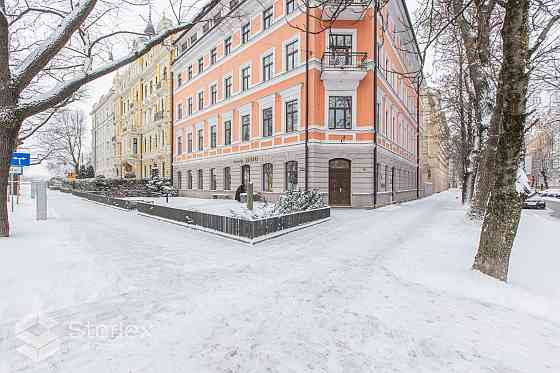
[36, 181, 47, 221]
[247, 182, 254, 211]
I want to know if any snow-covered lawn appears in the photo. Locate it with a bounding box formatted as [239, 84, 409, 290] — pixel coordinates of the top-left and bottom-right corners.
[1, 188, 559, 372]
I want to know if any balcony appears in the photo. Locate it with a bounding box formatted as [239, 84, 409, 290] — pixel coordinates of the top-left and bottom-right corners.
[321, 51, 368, 90]
[322, 0, 368, 20]
[154, 111, 164, 122]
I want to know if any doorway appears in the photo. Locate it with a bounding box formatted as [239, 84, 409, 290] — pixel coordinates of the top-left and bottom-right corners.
[329, 159, 351, 206]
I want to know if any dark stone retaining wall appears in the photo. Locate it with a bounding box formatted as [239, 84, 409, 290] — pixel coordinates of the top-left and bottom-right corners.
[136, 202, 330, 240]
[71, 190, 138, 210]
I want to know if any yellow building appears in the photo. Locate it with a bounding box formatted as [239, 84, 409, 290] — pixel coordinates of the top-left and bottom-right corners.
[421, 88, 449, 194]
[111, 14, 175, 179]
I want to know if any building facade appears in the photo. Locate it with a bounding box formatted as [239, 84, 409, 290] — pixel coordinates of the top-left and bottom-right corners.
[526, 119, 560, 189]
[111, 15, 175, 179]
[91, 90, 116, 177]
[421, 88, 449, 194]
[172, 0, 423, 207]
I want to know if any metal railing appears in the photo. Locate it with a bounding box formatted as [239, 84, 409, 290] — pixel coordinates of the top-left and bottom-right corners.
[321, 51, 368, 72]
[154, 111, 164, 121]
[324, 0, 369, 5]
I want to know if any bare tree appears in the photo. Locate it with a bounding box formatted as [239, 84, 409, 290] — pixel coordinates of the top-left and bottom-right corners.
[0, 0, 224, 237]
[38, 110, 87, 175]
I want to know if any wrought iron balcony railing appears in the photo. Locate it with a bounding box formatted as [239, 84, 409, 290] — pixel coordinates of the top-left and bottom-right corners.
[321, 51, 368, 72]
[154, 111, 164, 121]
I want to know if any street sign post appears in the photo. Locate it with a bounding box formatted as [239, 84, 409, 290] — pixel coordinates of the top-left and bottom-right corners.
[10, 152, 31, 167]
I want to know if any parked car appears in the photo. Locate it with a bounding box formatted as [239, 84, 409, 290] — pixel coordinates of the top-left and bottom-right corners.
[523, 194, 546, 209]
[540, 189, 560, 199]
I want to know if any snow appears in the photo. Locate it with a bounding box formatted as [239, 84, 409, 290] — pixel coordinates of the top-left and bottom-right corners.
[125, 196, 276, 220]
[1, 187, 560, 372]
[516, 168, 531, 194]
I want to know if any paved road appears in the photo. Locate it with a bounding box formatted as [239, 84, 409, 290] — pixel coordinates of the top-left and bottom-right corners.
[1, 190, 559, 373]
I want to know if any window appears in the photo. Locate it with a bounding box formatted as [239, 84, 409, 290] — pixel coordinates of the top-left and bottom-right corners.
[190, 33, 197, 45]
[285, 99, 298, 132]
[241, 66, 250, 91]
[224, 37, 232, 56]
[210, 84, 217, 105]
[198, 91, 204, 110]
[177, 136, 183, 155]
[188, 65, 193, 80]
[229, 0, 238, 9]
[263, 7, 273, 30]
[224, 167, 232, 190]
[198, 129, 204, 151]
[286, 0, 295, 14]
[210, 168, 217, 190]
[262, 107, 273, 137]
[241, 23, 250, 44]
[177, 73, 183, 87]
[210, 48, 217, 65]
[198, 57, 204, 73]
[241, 114, 250, 142]
[285, 40, 298, 71]
[286, 161, 298, 191]
[328, 96, 352, 129]
[187, 97, 193, 116]
[133, 138, 138, 154]
[187, 170, 193, 189]
[187, 132, 193, 153]
[210, 125, 217, 148]
[224, 120, 232, 145]
[262, 53, 273, 82]
[224, 76, 232, 99]
[241, 165, 251, 188]
[177, 103, 183, 120]
[176, 171, 182, 189]
[263, 163, 273, 192]
[203, 21, 210, 33]
[198, 169, 203, 189]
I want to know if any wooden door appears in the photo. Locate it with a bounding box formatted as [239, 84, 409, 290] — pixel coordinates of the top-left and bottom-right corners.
[329, 159, 351, 206]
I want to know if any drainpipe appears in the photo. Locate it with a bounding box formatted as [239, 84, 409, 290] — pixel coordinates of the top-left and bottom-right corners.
[304, 2, 310, 191]
[170, 71, 174, 185]
[372, 0, 378, 208]
[416, 80, 421, 199]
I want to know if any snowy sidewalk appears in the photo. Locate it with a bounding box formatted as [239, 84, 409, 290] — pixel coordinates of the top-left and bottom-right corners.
[1, 189, 559, 372]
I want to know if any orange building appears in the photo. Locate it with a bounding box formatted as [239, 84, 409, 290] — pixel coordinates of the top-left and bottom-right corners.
[171, 0, 423, 207]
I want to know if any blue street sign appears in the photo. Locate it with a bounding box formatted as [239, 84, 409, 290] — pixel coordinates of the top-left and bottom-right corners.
[10, 152, 31, 167]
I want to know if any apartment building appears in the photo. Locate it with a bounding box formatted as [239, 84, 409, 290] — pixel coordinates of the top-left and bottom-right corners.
[172, 0, 423, 207]
[421, 88, 449, 194]
[91, 90, 116, 177]
[111, 14, 175, 179]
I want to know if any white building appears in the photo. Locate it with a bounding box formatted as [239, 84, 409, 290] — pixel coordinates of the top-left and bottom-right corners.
[91, 90, 116, 177]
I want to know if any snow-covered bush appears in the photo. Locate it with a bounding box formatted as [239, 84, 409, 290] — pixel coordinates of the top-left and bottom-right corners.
[273, 190, 326, 215]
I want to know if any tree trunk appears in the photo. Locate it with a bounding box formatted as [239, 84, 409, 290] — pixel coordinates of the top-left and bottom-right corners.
[0, 119, 18, 237]
[473, 0, 529, 281]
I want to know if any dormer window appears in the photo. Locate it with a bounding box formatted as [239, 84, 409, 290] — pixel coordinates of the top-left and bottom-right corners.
[190, 32, 198, 45]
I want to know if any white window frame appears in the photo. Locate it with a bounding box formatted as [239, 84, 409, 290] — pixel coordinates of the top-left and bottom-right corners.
[279, 85, 301, 133]
[324, 28, 357, 53]
[239, 62, 252, 93]
[260, 48, 276, 82]
[222, 110, 234, 145]
[238, 103, 252, 142]
[324, 90, 357, 130]
[259, 94, 275, 137]
[223, 72, 233, 100]
[282, 35, 301, 72]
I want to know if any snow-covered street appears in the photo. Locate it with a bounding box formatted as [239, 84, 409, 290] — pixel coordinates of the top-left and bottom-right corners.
[1, 189, 559, 372]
